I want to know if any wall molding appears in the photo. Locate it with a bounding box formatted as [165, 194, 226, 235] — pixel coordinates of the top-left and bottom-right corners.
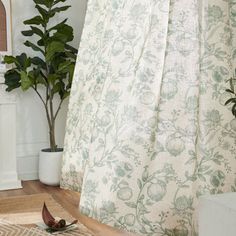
[16, 142, 48, 158]
[16, 142, 47, 180]
[0, 86, 22, 190]
[17, 154, 39, 180]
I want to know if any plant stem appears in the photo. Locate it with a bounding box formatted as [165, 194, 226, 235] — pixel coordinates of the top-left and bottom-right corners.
[49, 118, 56, 151]
[42, 4, 57, 152]
[33, 86, 55, 150]
[49, 89, 57, 151]
[54, 99, 64, 121]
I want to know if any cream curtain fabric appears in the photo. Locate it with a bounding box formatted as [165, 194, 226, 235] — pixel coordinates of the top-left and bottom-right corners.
[61, 0, 236, 235]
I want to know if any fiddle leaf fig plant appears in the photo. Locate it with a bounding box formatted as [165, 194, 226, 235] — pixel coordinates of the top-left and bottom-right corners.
[4, 0, 78, 151]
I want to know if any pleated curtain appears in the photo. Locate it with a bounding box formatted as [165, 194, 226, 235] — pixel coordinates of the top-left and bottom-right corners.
[61, 0, 236, 235]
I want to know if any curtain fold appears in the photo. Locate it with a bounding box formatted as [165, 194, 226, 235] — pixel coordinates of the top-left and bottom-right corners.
[61, 0, 236, 235]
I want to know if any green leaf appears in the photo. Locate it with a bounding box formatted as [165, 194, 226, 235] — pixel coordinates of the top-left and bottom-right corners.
[47, 74, 59, 84]
[62, 91, 70, 99]
[59, 81, 66, 96]
[68, 64, 75, 83]
[20, 71, 33, 91]
[31, 56, 46, 69]
[52, 82, 61, 94]
[37, 39, 45, 47]
[65, 44, 78, 54]
[15, 53, 31, 70]
[4, 70, 21, 91]
[46, 41, 64, 61]
[35, 4, 49, 20]
[57, 61, 72, 73]
[16, 53, 27, 65]
[30, 69, 47, 85]
[52, 24, 73, 43]
[24, 16, 44, 25]
[28, 70, 37, 84]
[48, 19, 67, 32]
[3, 55, 18, 65]
[54, 0, 67, 5]
[22, 26, 44, 38]
[37, 73, 47, 85]
[30, 26, 44, 37]
[21, 30, 34, 36]
[65, 51, 77, 60]
[33, 0, 53, 8]
[50, 6, 70, 15]
[24, 40, 44, 54]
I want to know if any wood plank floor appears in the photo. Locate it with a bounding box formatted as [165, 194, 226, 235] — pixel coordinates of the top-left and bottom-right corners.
[0, 181, 137, 236]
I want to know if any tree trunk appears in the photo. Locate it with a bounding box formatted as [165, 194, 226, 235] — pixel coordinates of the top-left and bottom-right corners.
[49, 120, 57, 151]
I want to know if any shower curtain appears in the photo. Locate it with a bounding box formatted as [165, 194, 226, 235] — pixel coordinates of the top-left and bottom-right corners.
[61, 0, 236, 235]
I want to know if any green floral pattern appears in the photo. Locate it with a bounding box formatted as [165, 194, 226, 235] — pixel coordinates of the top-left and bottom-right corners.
[61, 0, 236, 235]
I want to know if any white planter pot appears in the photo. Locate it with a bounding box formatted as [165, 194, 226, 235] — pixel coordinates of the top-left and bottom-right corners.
[39, 149, 63, 186]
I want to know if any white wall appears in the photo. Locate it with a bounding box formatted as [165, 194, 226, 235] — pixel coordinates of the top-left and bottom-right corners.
[10, 0, 87, 180]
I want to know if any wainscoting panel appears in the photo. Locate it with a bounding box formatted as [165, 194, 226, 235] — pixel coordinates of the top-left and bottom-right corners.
[16, 142, 48, 180]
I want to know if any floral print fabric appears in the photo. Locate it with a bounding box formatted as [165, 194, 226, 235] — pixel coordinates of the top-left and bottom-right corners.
[61, 0, 236, 235]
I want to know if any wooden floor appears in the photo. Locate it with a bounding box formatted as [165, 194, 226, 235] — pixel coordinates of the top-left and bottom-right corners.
[0, 181, 137, 236]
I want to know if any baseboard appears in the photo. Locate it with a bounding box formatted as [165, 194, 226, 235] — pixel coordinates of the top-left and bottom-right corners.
[0, 180, 22, 191]
[0, 171, 22, 190]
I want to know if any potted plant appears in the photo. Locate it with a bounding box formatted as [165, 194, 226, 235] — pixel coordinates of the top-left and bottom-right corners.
[3, 0, 78, 186]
